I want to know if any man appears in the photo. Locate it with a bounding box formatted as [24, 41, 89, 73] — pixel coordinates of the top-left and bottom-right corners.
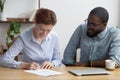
[62, 7, 120, 68]
[0, 8, 61, 70]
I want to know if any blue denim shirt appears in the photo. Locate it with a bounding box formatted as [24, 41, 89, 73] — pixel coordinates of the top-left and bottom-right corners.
[62, 24, 120, 67]
[0, 28, 61, 68]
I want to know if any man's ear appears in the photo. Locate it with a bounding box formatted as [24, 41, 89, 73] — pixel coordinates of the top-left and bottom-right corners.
[102, 22, 107, 29]
[103, 22, 107, 27]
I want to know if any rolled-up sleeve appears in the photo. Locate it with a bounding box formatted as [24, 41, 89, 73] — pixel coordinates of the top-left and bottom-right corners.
[109, 31, 120, 67]
[0, 37, 24, 68]
[51, 35, 61, 66]
[62, 25, 82, 65]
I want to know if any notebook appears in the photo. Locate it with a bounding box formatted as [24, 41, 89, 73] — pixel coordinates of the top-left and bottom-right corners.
[69, 67, 111, 76]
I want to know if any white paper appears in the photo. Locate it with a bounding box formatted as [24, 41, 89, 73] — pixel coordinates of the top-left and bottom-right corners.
[25, 69, 63, 76]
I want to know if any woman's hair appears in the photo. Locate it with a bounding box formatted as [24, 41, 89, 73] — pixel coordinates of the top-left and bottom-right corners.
[89, 7, 109, 23]
[35, 8, 57, 26]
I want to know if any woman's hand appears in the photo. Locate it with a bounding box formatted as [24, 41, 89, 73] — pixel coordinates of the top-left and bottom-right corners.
[20, 62, 40, 70]
[40, 61, 55, 69]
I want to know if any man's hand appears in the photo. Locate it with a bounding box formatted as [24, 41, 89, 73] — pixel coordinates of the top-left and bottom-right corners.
[75, 62, 89, 67]
[65, 62, 89, 67]
[20, 62, 40, 70]
[40, 61, 54, 69]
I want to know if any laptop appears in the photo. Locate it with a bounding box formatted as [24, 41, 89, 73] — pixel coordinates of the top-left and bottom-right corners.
[69, 67, 111, 76]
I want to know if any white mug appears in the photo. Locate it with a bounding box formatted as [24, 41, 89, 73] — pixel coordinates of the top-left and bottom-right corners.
[105, 59, 115, 71]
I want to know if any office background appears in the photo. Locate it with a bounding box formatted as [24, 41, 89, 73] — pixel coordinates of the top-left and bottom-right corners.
[0, 0, 119, 58]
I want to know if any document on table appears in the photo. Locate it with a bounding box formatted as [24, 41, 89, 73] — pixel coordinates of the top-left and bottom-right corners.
[25, 69, 63, 76]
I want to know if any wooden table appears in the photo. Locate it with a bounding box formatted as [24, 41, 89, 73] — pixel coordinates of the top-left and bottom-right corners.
[0, 66, 120, 80]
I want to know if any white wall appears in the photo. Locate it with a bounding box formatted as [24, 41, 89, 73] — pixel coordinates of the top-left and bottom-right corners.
[0, 0, 120, 58]
[40, 0, 120, 57]
[0, 0, 37, 49]
[4, 0, 38, 18]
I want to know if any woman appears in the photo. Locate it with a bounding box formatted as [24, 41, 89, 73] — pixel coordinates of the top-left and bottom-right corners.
[0, 8, 61, 70]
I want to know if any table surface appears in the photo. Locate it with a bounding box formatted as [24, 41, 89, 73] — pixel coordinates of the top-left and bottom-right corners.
[0, 66, 120, 80]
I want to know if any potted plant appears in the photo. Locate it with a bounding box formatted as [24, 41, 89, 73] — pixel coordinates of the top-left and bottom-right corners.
[0, 0, 6, 21]
[0, 0, 6, 12]
[6, 21, 21, 48]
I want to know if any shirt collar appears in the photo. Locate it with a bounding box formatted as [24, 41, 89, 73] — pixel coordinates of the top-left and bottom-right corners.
[31, 30, 52, 43]
[97, 27, 107, 39]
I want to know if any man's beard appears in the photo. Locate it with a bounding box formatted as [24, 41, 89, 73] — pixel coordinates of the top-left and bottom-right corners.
[86, 29, 102, 38]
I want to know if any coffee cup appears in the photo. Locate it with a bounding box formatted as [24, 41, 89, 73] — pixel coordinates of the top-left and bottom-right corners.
[105, 59, 115, 71]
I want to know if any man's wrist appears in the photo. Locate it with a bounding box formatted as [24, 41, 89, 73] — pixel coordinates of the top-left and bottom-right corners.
[65, 64, 75, 66]
[75, 62, 89, 67]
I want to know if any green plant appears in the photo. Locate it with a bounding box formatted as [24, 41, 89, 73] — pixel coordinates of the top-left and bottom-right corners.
[0, 0, 6, 12]
[6, 21, 21, 48]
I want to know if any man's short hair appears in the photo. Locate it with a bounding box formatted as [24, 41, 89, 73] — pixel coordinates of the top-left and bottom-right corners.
[89, 7, 109, 23]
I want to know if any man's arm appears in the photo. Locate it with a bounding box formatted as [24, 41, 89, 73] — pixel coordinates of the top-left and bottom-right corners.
[108, 28, 120, 67]
[62, 25, 82, 65]
[66, 60, 105, 67]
